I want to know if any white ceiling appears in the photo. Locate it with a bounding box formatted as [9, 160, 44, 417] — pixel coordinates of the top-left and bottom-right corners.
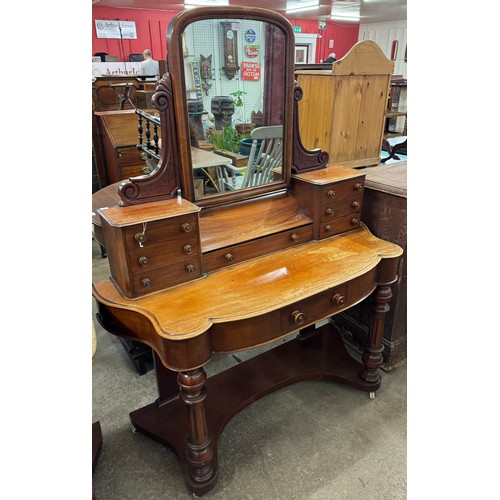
[92, 0, 407, 24]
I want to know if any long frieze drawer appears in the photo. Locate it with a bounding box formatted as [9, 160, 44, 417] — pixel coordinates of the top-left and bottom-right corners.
[123, 216, 199, 249]
[320, 196, 363, 221]
[318, 213, 361, 238]
[127, 236, 200, 272]
[131, 258, 203, 297]
[321, 179, 364, 203]
[203, 224, 313, 273]
[281, 285, 348, 331]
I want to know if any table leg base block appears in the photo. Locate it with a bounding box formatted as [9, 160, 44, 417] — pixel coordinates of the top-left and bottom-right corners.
[92, 421, 103, 475]
[129, 323, 379, 495]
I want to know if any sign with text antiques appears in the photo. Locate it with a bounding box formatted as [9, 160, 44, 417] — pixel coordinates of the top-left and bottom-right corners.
[95, 20, 137, 39]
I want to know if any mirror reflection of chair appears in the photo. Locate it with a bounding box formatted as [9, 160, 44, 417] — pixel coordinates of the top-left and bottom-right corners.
[224, 125, 283, 191]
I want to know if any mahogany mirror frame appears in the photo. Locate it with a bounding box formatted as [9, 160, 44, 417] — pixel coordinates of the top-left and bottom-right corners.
[167, 6, 296, 208]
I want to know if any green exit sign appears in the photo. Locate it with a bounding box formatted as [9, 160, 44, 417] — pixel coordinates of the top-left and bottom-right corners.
[294, 26, 302, 33]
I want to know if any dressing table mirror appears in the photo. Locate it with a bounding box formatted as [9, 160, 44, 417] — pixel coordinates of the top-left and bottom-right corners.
[93, 5, 403, 496]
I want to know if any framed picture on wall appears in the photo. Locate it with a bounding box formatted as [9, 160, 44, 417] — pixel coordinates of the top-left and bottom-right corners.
[294, 45, 309, 64]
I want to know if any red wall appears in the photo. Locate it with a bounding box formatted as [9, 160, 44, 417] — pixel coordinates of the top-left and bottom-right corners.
[92, 6, 359, 63]
[287, 18, 359, 62]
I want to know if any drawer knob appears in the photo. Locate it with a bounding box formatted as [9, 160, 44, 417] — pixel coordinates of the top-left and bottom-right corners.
[141, 278, 151, 288]
[325, 208, 335, 216]
[332, 293, 346, 306]
[291, 310, 305, 325]
[142, 165, 152, 175]
[183, 245, 193, 254]
[290, 233, 299, 242]
[351, 201, 360, 209]
[324, 225, 334, 233]
[182, 223, 192, 233]
[326, 189, 336, 198]
[351, 217, 360, 225]
[186, 264, 196, 273]
[354, 182, 363, 191]
[138, 256, 149, 267]
[225, 253, 234, 262]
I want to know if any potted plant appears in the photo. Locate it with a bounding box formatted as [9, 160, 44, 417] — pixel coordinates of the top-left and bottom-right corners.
[230, 90, 256, 137]
[208, 121, 250, 167]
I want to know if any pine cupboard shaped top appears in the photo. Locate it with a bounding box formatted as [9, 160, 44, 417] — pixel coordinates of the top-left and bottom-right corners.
[295, 40, 394, 168]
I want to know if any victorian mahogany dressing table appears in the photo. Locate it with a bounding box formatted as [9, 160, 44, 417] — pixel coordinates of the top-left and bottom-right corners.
[92, 6, 402, 496]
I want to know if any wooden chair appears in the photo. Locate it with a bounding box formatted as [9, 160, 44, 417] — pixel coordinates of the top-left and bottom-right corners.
[224, 125, 283, 190]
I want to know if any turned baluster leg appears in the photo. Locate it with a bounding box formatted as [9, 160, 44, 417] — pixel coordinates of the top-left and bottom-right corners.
[178, 368, 215, 487]
[360, 283, 393, 384]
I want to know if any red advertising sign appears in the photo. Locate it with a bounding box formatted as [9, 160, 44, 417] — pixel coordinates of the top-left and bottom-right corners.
[245, 45, 259, 58]
[241, 61, 261, 80]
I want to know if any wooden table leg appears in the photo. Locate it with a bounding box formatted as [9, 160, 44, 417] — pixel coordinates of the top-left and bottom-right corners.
[360, 283, 393, 384]
[178, 368, 218, 494]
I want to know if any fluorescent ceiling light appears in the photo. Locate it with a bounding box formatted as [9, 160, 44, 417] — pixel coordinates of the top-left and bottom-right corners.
[286, 1, 320, 14]
[330, 15, 360, 22]
[185, 0, 229, 8]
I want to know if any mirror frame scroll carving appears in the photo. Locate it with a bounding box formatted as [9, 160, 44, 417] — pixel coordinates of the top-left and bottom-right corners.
[167, 6, 296, 207]
[118, 74, 182, 206]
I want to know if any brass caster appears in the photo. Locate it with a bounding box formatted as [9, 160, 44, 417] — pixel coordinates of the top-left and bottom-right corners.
[369, 391, 376, 400]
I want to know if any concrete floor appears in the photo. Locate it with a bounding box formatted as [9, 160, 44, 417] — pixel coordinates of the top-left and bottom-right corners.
[92, 238, 407, 499]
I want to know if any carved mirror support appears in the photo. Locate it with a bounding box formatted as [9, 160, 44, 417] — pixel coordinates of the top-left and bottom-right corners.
[118, 74, 181, 205]
[291, 84, 328, 174]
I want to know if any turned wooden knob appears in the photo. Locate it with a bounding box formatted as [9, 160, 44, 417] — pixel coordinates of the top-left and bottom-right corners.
[351, 217, 359, 225]
[326, 189, 336, 198]
[141, 277, 151, 288]
[185, 264, 196, 273]
[351, 201, 360, 209]
[183, 245, 193, 254]
[181, 223, 192, 232]
[325, 208, 335, 216]
[225, 253, 234, 262]
[291, 310, 305, 325]
[332, 293, 346, 306]
[134, 233, 146, 245]
[290, 233, 299, 242]
[354, 183, 363, 191]
[324, 225, 334, 233]
[138, 256, 148, 267]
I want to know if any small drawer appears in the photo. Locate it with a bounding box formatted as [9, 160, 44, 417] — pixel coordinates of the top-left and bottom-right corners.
[281, 285, 348, 331]
[115, 147, 143, 168]
[321, 179, 364, 204]
[318, 213, 361, 238]
[131, 257, 202, 296]
[121, 163, 154, 180]
[203, 224, 313, 273]
[321, 197, 363, 221]
[124, 215, 199, 249]
[128, 235, 200, 272]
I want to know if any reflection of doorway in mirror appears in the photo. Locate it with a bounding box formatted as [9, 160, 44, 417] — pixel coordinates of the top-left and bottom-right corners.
[295, 45, 309, 64]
